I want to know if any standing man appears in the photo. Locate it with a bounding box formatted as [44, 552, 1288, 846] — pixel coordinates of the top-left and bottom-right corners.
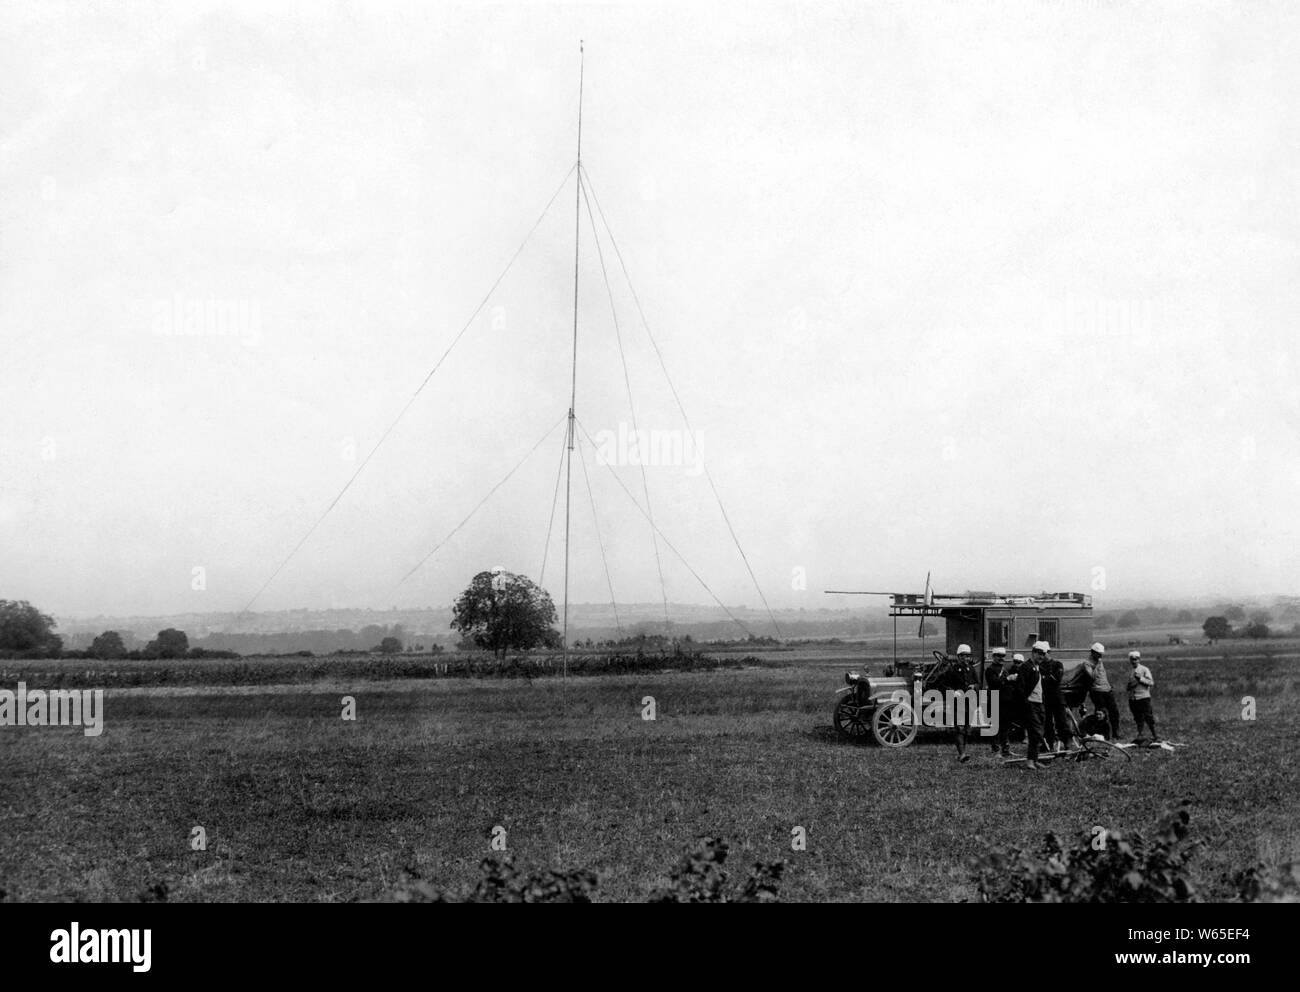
[1039, 641, 1073, 752]
[952, 643, 974, 763]
[985, 646, 1010, 756]
[1083, 642, 1121, 741]
[1018, 645, 1047, 769]
[1127, 650, 1158, 740]
[1003, 652, 1028, 756]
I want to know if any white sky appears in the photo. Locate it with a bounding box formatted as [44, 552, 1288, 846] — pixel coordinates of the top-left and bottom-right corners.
[3, 0, 1298, 619]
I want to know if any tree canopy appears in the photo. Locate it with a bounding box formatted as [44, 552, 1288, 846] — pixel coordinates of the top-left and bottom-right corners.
[1202, 616, 1232, 642]
[0, 600, 61, 655]
[450, 570, 560, 659]
[145, 628, 189, 659]
[90, 630, 126, 659]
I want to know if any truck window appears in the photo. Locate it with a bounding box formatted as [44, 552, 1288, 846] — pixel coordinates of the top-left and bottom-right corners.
[988, 620, 1009, 648]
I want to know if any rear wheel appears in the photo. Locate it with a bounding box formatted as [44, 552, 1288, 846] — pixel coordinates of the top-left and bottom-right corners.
[833, 697, 872, 740]
[872, 700, 917, 748]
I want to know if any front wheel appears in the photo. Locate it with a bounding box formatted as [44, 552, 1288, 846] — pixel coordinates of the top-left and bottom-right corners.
[833, 696, 872, 740]
[873, 700, 918, 748]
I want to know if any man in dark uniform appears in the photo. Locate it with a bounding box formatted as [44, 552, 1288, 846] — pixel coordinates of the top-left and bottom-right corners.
[1006, 648, 1046, 769]
[952, 643, 975, 763]
[1039, 642, 1073, 752]
[1003, 651, 1028, 753]
[985, 646, 1010, 756]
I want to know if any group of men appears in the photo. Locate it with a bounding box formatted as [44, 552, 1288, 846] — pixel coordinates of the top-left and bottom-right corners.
[976, 640, 1157, 770]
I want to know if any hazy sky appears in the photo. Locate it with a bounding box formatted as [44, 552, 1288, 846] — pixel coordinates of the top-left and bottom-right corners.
[3, 0, 1298, 620]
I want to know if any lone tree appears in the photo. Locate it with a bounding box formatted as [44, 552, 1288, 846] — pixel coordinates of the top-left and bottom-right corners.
[145, 628, 189, 659]
[90, 630, 126, 659]
[377, 636, 403, 654]
[0, 599, 62, 655]
[1117, 610, 1142, 630]
[1202, 616, 1232, 643]
[450, 570, 560, 659]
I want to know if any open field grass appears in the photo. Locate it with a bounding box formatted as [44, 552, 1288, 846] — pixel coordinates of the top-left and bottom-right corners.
[2, 652, 1298, 902]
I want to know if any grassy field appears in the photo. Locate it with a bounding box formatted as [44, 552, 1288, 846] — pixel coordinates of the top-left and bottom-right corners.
[2, 650, 1298, 902]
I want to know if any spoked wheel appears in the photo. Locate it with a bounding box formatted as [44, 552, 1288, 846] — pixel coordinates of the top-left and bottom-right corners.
[832, 697, 872, 740]
[1078, 737, 1132, 762]
[872, 700, 918, 748]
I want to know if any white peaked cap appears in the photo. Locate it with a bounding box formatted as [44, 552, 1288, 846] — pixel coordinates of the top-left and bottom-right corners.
[991, 647, 1007, 656]
[956, 643, 972, 655]
[1033, 640, 1051, 653]
[1091, 642, 1106, 654]
[1129, 650, 1141, 659]
[1012, 653, 1025, 662]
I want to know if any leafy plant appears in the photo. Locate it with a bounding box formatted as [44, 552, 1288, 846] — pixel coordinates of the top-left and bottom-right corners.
[648, 837, 785, 903]
[383, 857, 596, 903]
[379, 838, 783, 903]
[973, 800, 1200, 902]
[1233, 861, 1300, 903]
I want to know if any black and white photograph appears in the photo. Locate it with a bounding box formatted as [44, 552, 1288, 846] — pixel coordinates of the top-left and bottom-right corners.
[1, 0, 1296, 957]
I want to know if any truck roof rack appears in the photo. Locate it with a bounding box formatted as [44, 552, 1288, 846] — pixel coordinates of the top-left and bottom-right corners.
[889, 591, 1092, 613]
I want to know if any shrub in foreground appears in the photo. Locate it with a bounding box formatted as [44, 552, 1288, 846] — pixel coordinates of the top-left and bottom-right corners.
[973, 800, 1200, 903]
[1233, 861, 1300, 903]
[376, 837, 785, 903]
[647, 837, 784, 903]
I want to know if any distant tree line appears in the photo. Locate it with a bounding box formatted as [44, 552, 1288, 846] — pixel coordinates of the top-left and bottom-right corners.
[187, 624, 435, 656]
[1201, 611, 1281, 643]
[9, 588, 1299, 663]
[0, 602, 445, 660]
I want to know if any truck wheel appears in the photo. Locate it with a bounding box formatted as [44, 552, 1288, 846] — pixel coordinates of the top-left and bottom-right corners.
[873, 700, 918, 748]
[833, 697, 871, 740]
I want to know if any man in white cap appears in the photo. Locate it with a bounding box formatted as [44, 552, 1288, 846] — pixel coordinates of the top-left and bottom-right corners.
[1127, 650, 1157, 740]
[1017, 643, 1048, 768]
[1083, 642, 1121, 740]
